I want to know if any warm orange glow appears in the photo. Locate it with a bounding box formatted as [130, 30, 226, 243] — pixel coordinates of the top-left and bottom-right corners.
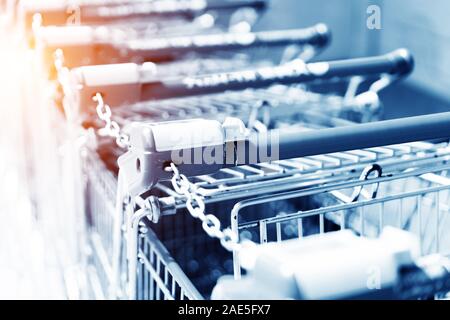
[0, 16, 67, 299]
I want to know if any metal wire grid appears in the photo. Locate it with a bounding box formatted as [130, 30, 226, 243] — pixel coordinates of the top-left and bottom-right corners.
[136, 225, 203, 300]
[153, 141, 445, 208]
[231, 152, 450, 277]
[85, 151, 117, 288]
[84, 150, 203, 299]
[111, 84, 374, 125]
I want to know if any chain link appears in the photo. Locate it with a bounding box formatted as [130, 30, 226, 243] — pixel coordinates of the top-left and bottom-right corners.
[93, 93, 130, 149]
[169, 163, 245, 252]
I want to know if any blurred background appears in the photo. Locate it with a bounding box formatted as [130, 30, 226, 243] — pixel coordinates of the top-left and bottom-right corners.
[255, 0, 450, 118]
[1, 0, 450, 299]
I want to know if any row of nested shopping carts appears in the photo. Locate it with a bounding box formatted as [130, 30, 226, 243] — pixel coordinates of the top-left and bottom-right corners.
[4, 0, 450, 300]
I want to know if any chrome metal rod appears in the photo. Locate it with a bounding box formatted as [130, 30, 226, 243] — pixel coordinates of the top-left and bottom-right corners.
[120, 112, 450, 193]
[237, 112, 450, 165]
[141, 49, 413, 100]
[128, 24, 330, 60]
[21, 0, 267, 28]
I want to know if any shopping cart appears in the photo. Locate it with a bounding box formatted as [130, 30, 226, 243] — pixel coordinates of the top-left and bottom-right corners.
[112, 111, 450, 300]
[82, 96, 371, 299]
[15, 0, 417, 298]
[6, 0, 448, 303]
[36, 24, 330, 79]
[71, 50, 414, 299]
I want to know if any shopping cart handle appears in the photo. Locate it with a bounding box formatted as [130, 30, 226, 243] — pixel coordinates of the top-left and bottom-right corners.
[239, 110, 450, 164]
[19, 0, 268, 29]
[328, 48, 414, 77]
[119, 112, 450, 195]
[138, 49, 414, 100]
[127, 24, 331, 58]
[39, 24, 330, 73]
[75, 49, 413, 108]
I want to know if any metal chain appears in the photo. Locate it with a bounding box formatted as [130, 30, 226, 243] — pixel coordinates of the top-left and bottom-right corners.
[93, 93, 130, 149]
[168, 163, 246, 252]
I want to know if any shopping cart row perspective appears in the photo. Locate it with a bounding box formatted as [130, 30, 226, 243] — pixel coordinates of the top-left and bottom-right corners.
[34, 48, 429, 299]
[60, 50, 425, 299]
[5, 0, 449, 301]
[63, 49, 427, 298]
